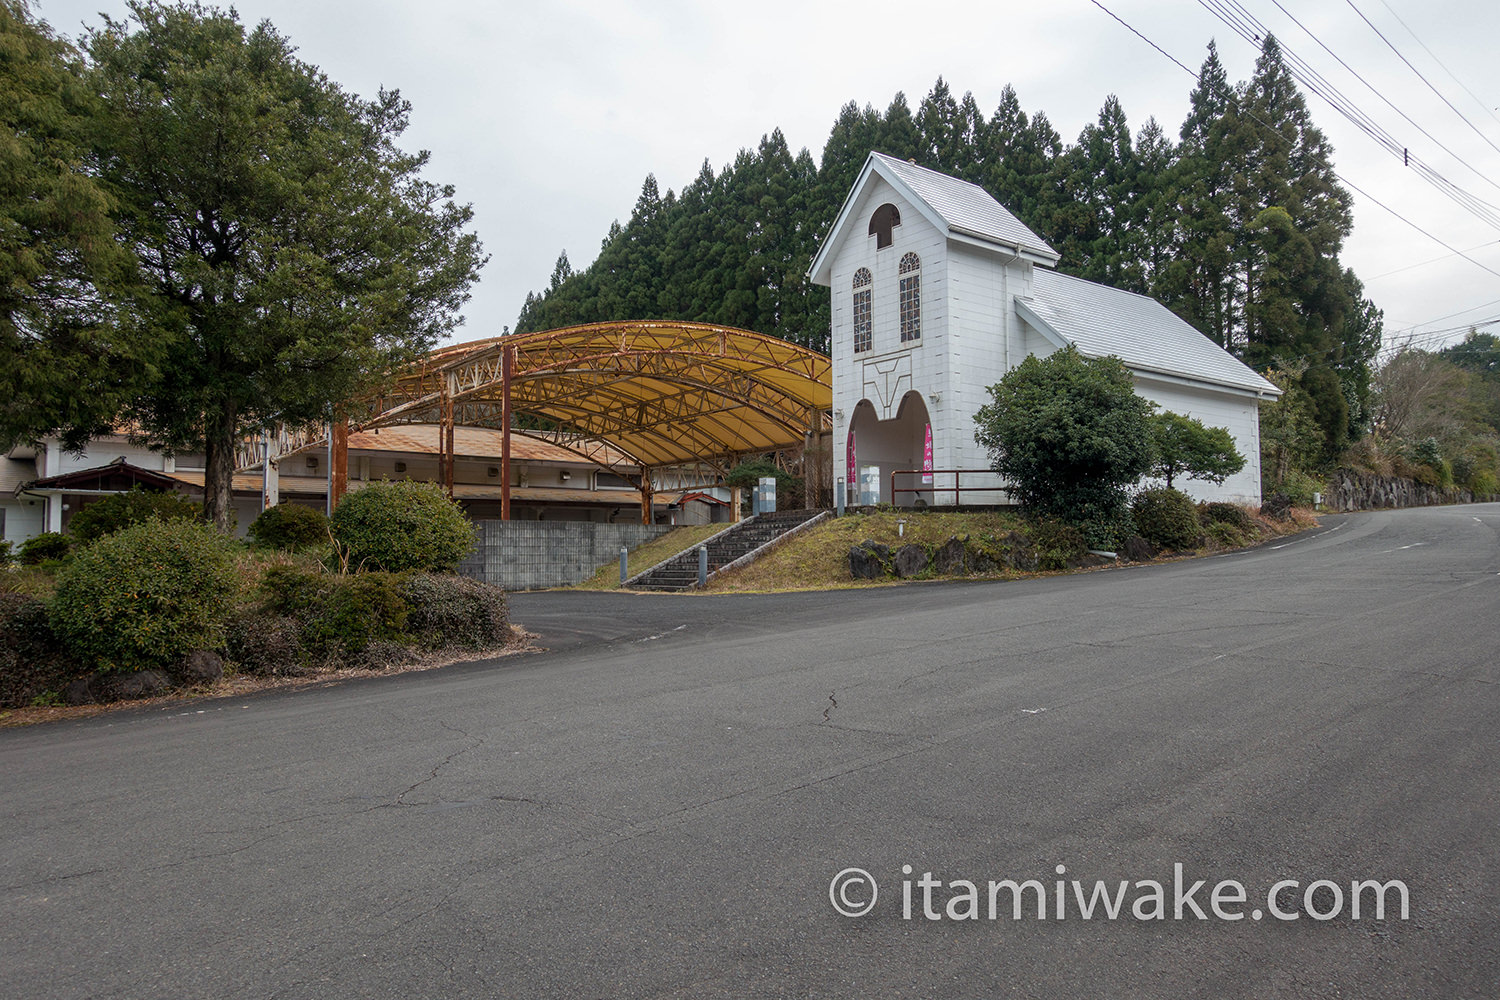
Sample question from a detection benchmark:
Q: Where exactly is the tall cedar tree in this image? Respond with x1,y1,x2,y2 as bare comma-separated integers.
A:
0,1,148,451
87,1,486,530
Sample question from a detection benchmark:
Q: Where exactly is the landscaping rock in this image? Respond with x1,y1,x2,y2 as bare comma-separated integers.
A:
1121,535,1157,562
999,531,1038,572
848,541,892,579
893,544,930,579
98,670,172,702
1261,493,1293,521
933,536,967,575
64,675,99,706
173,649,224,686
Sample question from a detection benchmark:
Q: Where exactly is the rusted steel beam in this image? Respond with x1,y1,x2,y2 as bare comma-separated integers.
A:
330,421,349,508
501,343,513,521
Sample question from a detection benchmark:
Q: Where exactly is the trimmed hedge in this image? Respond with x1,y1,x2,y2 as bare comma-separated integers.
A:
329,480,476,572
403,573,510,650
19,532,70,565
249,503,330,550
1132,487,1201,552
0,593,79,708
67,488,201,543
50,520,239,672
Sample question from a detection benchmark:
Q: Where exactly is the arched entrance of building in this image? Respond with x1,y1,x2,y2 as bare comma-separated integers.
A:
847,390,931,506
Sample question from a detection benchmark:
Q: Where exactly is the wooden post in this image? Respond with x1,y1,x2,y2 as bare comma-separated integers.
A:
330,421,349,509
639,467,653,524
501,344,513,521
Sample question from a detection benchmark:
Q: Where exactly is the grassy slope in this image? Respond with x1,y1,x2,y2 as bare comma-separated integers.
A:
571,524,724,590
704,507,1319,594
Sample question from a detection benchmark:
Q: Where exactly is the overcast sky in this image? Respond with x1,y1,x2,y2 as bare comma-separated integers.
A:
35,0,1500,355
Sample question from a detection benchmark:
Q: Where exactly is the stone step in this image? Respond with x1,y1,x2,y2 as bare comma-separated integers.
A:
628,509,824,592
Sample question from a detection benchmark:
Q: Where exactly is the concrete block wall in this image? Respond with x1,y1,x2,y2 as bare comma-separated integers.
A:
458,521,675,590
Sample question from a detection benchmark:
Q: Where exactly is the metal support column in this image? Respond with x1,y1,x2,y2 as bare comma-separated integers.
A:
330,421,349,509
501,344,513,521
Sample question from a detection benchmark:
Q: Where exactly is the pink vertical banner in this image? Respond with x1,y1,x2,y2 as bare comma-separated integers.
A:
922,423,933,485
846,428,857,487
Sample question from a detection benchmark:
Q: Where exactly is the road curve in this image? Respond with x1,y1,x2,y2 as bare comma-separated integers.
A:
2,504,1497,998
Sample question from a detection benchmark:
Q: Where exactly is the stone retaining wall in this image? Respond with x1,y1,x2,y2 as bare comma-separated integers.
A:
458,521,674,590
1326,468,1475,513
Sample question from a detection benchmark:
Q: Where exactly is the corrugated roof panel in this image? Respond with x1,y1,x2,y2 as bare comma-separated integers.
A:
873,153,1058,259
1022,270,1280,395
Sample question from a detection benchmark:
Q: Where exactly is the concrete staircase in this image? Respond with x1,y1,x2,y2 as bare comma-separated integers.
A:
628,509,826,591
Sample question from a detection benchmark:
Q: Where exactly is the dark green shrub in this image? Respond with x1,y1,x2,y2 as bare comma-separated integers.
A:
1024,518,1087,571
67,488,201,544
1471,470,1499,498
1276,469,1324,507
0,593,80,709
19,532,70,565
249,503,330,550
402,573,511,650
301,573,411,658
974,347,1153,546
329,480,476,572
0,540,12,565
50,520,238,672
226,610,308,677
258,564,331,617
1199,501,1254,533
1205,520,1248,549
1132,487,1201,551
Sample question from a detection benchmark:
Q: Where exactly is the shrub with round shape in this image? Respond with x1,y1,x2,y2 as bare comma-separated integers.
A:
1131,487,1201,552
50,519,238,672
249,503,331,550
402,573,510,650
330,480,476,572
19,532,70,565
1199,501,1254,533
67,488,201,544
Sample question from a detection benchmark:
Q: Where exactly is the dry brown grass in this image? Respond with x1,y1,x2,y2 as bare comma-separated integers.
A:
570,523,724,590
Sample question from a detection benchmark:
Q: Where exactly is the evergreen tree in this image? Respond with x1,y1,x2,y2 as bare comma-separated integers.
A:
87,1,485,529
0,1,150,451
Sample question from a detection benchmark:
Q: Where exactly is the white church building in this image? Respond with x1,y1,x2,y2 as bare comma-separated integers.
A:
809,152,1280,507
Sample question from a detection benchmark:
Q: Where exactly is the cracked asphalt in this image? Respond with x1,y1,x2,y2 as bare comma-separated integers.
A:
3,503,1498,998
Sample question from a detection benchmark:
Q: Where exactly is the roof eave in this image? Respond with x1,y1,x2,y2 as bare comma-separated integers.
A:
948,228,1059,266
1012,297,1073,352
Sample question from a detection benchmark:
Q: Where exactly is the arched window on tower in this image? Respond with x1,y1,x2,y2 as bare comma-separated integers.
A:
868,203,901,249
852,268,872,354
899,252,921,343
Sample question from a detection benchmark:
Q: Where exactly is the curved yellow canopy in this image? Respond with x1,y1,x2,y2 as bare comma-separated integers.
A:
358,321,833,472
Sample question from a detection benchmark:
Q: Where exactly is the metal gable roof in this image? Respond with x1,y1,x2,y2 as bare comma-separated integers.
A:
1019,270,1281,396
871,153,1059,262
808,152,1059,285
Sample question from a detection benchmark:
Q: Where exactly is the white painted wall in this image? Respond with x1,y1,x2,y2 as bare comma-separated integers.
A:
1132,374,1264,504
821,172,1271,509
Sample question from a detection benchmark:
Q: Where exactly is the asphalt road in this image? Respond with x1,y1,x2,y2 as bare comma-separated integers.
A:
3,504,1498,998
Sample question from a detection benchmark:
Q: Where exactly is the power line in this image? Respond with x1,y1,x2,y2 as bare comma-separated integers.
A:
1367,241,1500,281
1196,0,1500,231
1376,0,1500,131
1265,0,1500,199
1346,0,1500,158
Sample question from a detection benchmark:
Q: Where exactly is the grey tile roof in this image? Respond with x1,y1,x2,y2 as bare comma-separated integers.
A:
1021,269,1281,395
873,153,1058,260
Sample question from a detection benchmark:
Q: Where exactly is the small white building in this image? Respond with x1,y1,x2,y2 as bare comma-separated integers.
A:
809,152,1280,506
